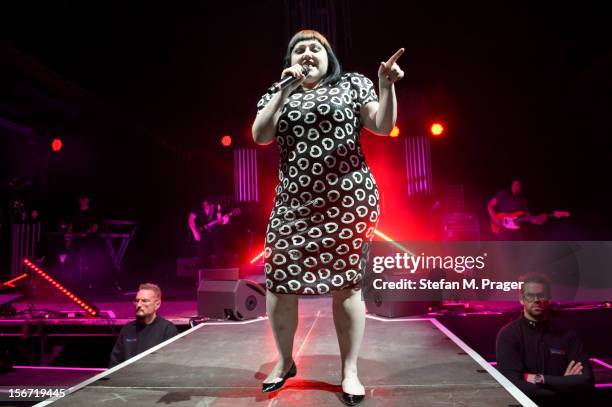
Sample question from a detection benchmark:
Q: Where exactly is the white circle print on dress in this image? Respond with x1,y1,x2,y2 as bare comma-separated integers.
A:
292,125,304,137
319,253,333,264
297,157,309,170
272,253,287,265
313,180,326,193
322,138,334,151
331,274,345,286
273,269,287,281
307,227,323,238
288,264,302,275
310,212,325,223
304,112,317,124
303,271,316,283
305,242,320,252
322,237,336,248
318,268,331,279
291,235,306,246
288,280,302,292
307,128,321,141
341,212,355,224
317,104,331,115
278,119,288,132
342,196,355,208
275,239,289,250
325,172,339,185
319,120,332,133
310,145,323,158
287,110,301,122
298,175,312,188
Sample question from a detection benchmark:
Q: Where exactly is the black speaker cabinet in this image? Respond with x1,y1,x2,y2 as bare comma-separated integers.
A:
197,279,266,320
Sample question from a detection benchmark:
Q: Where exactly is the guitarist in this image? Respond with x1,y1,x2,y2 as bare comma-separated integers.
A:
488,179,546,240
188,199,228,267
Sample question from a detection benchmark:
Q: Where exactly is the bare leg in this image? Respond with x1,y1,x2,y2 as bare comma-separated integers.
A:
332,287,366,395
264,290,299,383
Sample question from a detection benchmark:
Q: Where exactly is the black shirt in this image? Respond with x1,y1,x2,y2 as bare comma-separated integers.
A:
494,190,529,214
109,316,177,367
193,206,220,233
496,314,594,403
70,208,98,234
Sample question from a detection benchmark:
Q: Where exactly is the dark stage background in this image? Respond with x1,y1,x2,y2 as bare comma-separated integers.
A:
1,1,610,285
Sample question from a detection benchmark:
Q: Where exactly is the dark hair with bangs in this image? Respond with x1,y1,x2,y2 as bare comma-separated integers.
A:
282,30,342,88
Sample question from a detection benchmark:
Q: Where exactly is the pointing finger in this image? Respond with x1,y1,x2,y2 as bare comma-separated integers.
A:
385,48,405,68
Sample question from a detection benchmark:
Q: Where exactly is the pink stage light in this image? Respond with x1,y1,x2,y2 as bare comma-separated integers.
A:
591,358,612,369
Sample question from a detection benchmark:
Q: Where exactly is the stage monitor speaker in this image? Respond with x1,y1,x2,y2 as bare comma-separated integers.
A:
197,279,266,320
198,268,239,281
239,263,266,285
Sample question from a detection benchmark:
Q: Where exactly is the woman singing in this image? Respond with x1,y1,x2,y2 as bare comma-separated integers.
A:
252,29,403,405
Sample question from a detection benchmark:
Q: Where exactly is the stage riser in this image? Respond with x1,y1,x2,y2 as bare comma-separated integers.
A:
437,308,612,361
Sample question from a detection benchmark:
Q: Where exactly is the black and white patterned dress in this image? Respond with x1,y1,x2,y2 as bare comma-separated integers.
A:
257,72,380,295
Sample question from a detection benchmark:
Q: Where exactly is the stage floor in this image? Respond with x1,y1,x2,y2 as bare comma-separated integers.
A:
37,297,532,406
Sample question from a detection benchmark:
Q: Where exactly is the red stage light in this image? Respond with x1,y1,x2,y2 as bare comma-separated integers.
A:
51,138,63,152
22,258,99,316
389,126,400,138
221,135,232,147
1,273,28,288
430,123,444,137
249,249,265,264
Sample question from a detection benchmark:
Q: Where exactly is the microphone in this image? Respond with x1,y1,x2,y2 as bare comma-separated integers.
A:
267,64,312,94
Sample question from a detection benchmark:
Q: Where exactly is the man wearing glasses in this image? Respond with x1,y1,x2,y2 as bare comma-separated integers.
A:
495,273,594,406
109,283,177,367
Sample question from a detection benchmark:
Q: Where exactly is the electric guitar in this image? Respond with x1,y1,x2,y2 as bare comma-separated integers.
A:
197,208,241,233
491,210,570,235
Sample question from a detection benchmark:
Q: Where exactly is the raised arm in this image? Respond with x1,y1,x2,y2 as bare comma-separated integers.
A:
361,48,405,135
188,212,200,242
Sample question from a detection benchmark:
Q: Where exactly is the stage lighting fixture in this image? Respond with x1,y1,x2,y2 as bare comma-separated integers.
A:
390,126,400,137
249,250,265,264
221,135,232,147
22,258,99,316
1,273,28,288
430,123,444,137
51,138,63,152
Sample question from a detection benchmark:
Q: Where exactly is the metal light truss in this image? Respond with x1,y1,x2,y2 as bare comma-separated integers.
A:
404,135,433,197
234,148,259,202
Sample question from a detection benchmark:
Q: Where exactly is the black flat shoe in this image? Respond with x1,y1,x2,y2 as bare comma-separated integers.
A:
341,392,365,406
261,362,297,393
